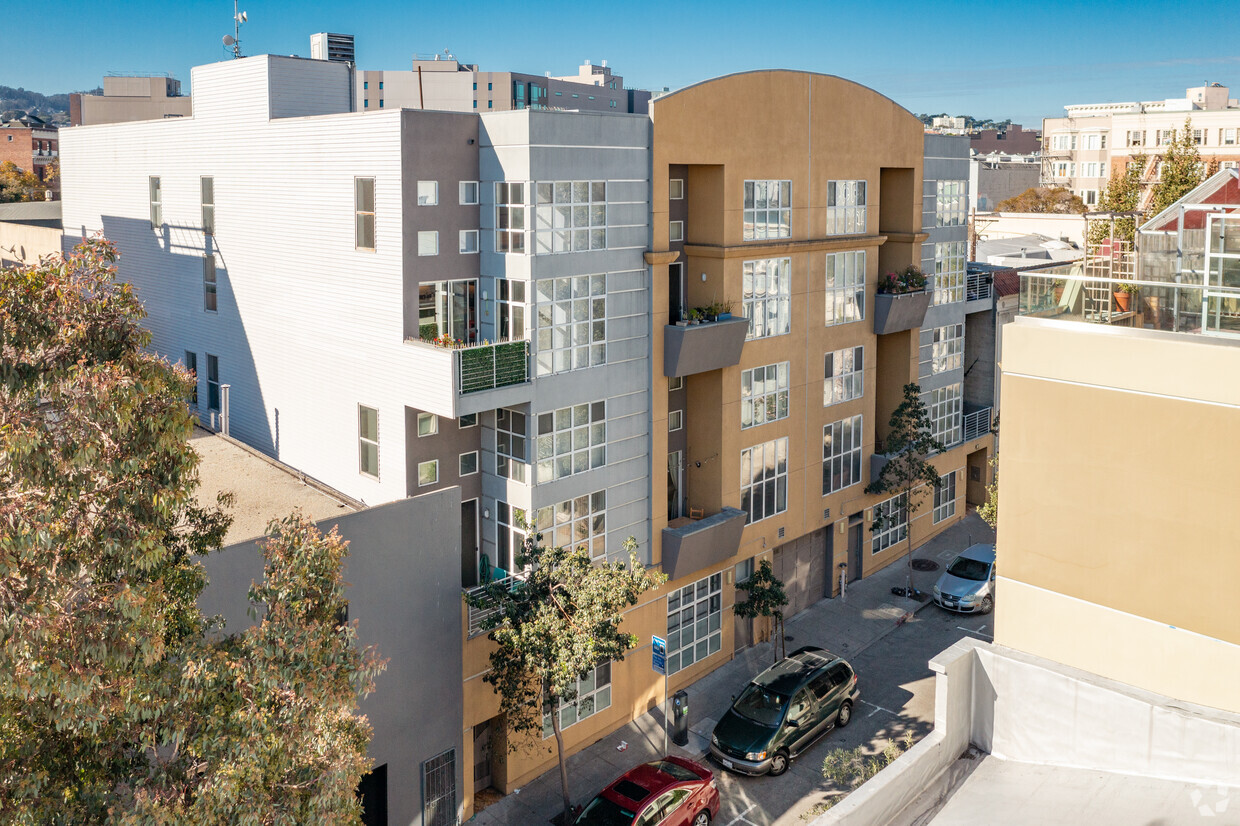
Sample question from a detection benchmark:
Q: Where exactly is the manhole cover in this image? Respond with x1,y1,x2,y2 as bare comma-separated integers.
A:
911,559,940,572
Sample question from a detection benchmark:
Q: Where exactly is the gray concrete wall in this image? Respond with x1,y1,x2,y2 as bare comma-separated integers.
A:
199,487,464,826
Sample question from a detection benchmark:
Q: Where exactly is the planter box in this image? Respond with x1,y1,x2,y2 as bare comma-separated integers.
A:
874,290,932,335
661,508,747,581
663,316,749,377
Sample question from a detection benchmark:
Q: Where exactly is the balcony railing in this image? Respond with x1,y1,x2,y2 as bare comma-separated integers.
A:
963,407,993,442
454,340,529,394
463,570,527,637
966,270,993,302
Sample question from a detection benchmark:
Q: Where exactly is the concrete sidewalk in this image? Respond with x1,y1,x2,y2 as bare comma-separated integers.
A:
469,512,994,825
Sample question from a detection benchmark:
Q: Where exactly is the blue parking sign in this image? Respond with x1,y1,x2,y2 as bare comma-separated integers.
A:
652,635,667,675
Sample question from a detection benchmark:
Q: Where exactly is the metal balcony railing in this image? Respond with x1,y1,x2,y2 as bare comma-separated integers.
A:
966,270,993,302
464,571,527,637
963,407,993,442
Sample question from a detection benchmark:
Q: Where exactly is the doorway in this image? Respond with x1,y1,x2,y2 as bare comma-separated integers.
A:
461,499,479,587
848,512,864,582
473,720,492,792
966,449,988,506
667,451,683,521
669,262,685,323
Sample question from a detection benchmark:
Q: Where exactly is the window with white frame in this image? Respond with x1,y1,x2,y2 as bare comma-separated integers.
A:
417,181,438,206
203,255,217,312
742,180,791,241
532,490,606,559
1083,189,1098,206
936,181,967,227
1192,129,1205,146
669,220,684,242
495,501,528,572
206,354,220,412
742,257,791,340
666,572,722,674
542,663,612,737
417,459,438,487
669,376,684,392
534,180,608,254
927,324,963,374
459,229,479,254
735,557,754,584
1126,130,1145,147
824,346,864,406
1080,162,1101,178
740,437,788,525
355,177,375,250
933,471,956,523
827,180,866,235
535,401,606,482
669,410,683,431
1052,161,1069,179
926,383,962,446
1050,133,1071,150
358,405,379,478
825,250,865,326
535,274,606,376
495,407,528,483
459,180,479,204
741,362,789,429
497,279,527,341
1157,129,1176,146
459,413,477,428
459,451,478,476
495,182,526,253
417,231,438,256
871,492,908,553
149,176,162,228
417,412,437,437
823,414,863,495
201,176,214,235
669,178,684,200
1222,128,1238,146
934,240,966,305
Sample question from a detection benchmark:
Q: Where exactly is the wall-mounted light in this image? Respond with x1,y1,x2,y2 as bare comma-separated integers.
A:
483,508,491,519
700,272,707,282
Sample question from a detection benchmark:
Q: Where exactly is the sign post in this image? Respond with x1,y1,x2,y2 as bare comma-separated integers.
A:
652,635,667,755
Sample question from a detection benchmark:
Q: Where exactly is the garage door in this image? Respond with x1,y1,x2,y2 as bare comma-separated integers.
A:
773,528,827,619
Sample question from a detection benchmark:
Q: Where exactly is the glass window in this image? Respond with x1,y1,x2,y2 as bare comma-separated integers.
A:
459,451,479,476
669,220,684,243
417,459,438,487
825,250,865,326
533,180,609,254
935,180,966,228
497,279,527,342
417,412,437,437
742,179,791,241
742,257,791,340
669,410,683,432
740,362,789,429
355,177,375,250
149,176,162,228
496,501,528,572
740,437,788,525
201,176,214,235
871,492,908,554
666,573,722,674
934,240,966,305
417,231,439,256
495,407,528,483
735,557,754,584
531,490,607,560
535,401,606,482
417,180,438,206
184,351,197,406
459,180,479,204
926,383,963,446
359,405,379,478
921,324,963,375
542,662,612,737
824,346,864,406
933,471,956,523
534,274,606,376
826,180,866,235
669,178,684,200
206,354,220,412
417,280,477,343
669,376,684,392
459,413,477,428
203,255,217,312
823,414,863,495
459,229,479,254
495,182,526,254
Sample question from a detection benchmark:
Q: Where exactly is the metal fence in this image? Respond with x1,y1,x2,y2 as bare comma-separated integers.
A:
463,571,527,637
966,270,993,302
963,407,993,442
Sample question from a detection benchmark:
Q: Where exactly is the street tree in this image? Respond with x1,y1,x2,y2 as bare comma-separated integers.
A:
1,237,382,823
1150,118,1205,216
865,383,946,596
471,531,666,825
995,186,1087,214
733,559,790,664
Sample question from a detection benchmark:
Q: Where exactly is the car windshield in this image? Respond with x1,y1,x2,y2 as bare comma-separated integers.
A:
576,795,637,826
732,684,788,726
947,556,990,582
647,760,698,782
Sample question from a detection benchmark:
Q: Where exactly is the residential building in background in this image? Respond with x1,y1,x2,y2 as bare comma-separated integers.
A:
0,201,62,266
0,114,59,192
69,74,192,126
1042,82,1240,209
310,31,355,63
968,152,1040,213
968,123,1040,155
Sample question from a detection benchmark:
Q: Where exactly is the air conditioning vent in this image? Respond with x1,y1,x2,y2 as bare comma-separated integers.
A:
823,508,831,521
777,526,785,539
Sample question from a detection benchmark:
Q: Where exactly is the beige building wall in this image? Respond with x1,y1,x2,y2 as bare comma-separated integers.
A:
0,221,62,267
995,317,1240,713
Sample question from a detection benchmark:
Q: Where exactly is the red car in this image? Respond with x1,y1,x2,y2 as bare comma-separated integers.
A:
573,755,721,826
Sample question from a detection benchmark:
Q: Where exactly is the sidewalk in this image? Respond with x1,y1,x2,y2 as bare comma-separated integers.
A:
468,512,994,825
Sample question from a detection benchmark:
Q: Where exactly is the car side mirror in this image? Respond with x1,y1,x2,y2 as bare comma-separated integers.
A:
787,718,800,728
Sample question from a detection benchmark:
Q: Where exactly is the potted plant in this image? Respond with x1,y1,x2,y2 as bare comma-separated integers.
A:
1052,279,1065,304
873,266,932,335
877,265,927,295
714,299,735,321
687,308,702,325
1114,282,1139,312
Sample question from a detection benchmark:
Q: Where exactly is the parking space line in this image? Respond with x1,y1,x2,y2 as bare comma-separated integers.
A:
724,803,758,826
956,625,993,640
860,699,897,717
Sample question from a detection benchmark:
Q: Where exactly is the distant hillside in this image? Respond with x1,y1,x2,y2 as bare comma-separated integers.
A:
917,113,1014,131
0,85,101,123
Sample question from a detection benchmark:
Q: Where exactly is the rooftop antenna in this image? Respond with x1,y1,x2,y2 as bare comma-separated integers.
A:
223,0,248,59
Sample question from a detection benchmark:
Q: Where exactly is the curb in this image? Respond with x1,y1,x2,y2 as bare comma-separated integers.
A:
847,597,936,660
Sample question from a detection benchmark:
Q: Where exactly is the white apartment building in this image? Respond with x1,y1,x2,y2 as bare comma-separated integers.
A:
1042,82,1240,209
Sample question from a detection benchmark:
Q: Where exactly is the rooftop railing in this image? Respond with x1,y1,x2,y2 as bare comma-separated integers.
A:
463,570,527,638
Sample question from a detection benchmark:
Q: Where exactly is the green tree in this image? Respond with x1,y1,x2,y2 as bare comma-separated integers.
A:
1089,154,1145,247
995,186,1087,214
1,237,382,822
733,559,789,664
0,159,48,202
865,383,946,596
1150,118,1205,216
471,532,666,824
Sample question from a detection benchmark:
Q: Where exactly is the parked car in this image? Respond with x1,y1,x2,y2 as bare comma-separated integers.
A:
932,543,996,614
572,756,720,826
709,646,859,777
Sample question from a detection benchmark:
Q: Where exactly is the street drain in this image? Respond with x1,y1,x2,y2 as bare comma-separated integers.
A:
911,559,940,572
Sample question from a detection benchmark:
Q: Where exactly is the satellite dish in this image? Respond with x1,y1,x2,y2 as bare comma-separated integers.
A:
223,34,236,46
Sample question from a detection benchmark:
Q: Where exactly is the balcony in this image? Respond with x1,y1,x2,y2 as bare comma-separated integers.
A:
403,338,531,418
661,507,746,581
463,570,527,638
663,316,749,378
966,270,993,303
963,405,993,442
874,290,931,335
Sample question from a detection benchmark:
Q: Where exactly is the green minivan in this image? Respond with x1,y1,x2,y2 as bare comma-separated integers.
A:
708,646,859,776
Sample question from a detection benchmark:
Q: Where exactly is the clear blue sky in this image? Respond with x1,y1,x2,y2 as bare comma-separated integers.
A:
5,0,1240,126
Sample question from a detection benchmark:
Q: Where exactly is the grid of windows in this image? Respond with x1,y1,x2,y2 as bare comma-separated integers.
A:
742,180,791,241
495,408,528,483
358,405,379,478
495,182,526,253
936,181,966,227
825,250,865,326
534,181,608,254
201,176,214,235
827,180,866,235
934,240,966,305
823,414,863,495
741,362,789,429
824,346,864,407
542,663,612,737
927,383,963,446
149,176,162,228
535,274,606,376
666,573,722,675
927,324,964,374
535,402,606,483
933,471,956,523
355,177,375,250
531,490,606,559
203,255,217,312
742,257,791,340
871,492,908,554
740,437,788,525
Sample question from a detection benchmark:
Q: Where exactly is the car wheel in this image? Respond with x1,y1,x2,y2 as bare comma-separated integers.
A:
693,811,711,826
836,700,853,728
982,595,994,614
768,751,789,776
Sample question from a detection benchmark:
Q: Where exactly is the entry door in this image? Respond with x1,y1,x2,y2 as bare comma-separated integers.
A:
461,499,479,587
473,719,492,791
669,262,685,323
848,514,864,582
667,451,683,520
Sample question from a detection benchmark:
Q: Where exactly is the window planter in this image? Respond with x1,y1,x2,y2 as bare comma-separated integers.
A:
873,290,931,335
663,316,749,377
